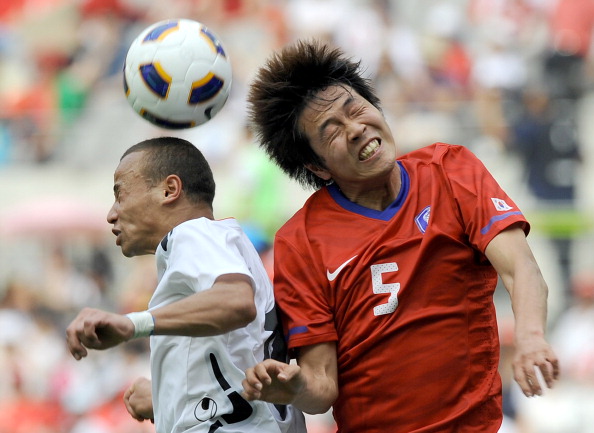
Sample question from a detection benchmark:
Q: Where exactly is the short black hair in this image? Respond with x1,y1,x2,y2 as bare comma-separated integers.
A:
122,136,215,206
248,39,381,190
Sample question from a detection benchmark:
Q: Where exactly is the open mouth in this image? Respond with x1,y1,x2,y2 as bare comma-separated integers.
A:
359,139,380,161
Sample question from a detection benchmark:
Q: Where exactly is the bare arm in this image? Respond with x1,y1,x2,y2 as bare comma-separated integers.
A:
485,225,560,396
242,341,338,414
66,273,256,360
151,273,256,336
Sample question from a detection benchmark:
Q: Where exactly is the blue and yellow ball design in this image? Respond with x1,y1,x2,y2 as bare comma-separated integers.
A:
123,19,232,129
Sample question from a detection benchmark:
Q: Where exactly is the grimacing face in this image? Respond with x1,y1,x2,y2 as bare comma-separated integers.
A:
106,151,163,257
298,85,398,191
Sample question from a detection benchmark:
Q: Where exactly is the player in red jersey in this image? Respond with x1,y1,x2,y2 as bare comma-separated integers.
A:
241,40,560,432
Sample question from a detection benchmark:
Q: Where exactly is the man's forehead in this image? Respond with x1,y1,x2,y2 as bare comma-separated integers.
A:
115,152,143,177
113,163,145,196
300,86,358,126
311,85,355,103
306,85,361,114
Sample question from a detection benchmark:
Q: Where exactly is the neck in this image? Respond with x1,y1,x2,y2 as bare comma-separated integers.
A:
163,202,214,233
338,167,402,211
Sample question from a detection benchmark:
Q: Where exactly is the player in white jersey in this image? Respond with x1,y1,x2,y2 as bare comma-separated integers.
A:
66,137,305,433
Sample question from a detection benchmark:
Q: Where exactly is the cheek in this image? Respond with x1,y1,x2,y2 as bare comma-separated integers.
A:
122,199,158,230
118,201,143,226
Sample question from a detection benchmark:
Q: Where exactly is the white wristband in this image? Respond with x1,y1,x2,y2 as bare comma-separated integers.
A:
126,311,155,338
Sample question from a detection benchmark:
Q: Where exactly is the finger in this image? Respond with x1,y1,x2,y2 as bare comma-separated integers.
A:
241,378,262,401
124,393,145,421
81,320,101,348
525,368,543,396
243,368,264,391
124,384,134,400
123,393,135,415
514,365,536,397
241,388,260,400
528,374,542,396
129,410,146,422
73,345,88,361
551,356,561,380
539,356,560,388
276,364,299,382
65,326,88,360
252,363,273,386
539,360,554,389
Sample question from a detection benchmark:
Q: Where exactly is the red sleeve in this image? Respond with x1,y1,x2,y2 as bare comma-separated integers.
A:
436,144,529,252
273,232,338,353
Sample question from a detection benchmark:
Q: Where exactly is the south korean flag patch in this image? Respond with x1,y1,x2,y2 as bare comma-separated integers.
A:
491,198,513,211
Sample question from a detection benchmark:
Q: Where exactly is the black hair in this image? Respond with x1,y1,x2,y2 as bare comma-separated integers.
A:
248,39,381,189
122,136,215,206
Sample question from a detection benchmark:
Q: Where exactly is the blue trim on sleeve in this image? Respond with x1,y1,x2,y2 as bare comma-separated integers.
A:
288,326,308,337
480,211,523,235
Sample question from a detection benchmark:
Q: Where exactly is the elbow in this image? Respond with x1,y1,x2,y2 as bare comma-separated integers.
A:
301,393,337,415
299,381,338,415
237,302,257,327
221,301,257,332
320,389,338,414
306,400,335,415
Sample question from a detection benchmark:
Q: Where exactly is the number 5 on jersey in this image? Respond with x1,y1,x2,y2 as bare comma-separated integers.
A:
371,263,400,316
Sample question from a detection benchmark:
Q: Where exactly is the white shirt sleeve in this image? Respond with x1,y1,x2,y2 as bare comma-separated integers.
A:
163,219,255,295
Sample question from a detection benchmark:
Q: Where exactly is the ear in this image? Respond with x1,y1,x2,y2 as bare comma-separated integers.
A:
162,174,183,203
305,163,332,181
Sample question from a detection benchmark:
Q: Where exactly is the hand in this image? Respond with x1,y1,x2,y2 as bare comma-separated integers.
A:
513,334,560,397
66,307,135,360
124,377,154,422
242,359,305,404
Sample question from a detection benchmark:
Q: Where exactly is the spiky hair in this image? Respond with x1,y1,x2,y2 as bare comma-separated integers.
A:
248,40,381,189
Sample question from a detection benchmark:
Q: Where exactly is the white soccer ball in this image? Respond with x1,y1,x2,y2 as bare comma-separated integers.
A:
123,19,232,129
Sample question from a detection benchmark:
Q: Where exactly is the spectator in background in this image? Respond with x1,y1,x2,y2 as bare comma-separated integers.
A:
507,85,583,307
544,0,594,102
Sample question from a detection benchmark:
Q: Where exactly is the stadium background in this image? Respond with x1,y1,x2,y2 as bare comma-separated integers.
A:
0,0,593,432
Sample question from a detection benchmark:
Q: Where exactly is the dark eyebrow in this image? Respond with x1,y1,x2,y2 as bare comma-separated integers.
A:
318,94,355,138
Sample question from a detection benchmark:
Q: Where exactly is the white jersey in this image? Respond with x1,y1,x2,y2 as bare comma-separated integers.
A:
149,217,305,433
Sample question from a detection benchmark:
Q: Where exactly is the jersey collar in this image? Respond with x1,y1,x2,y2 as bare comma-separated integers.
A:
327,161,409,221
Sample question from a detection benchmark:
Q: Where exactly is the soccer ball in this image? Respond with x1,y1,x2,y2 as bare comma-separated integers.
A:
123,19,232,129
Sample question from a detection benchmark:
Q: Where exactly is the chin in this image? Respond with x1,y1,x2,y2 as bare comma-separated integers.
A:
119,244,135,258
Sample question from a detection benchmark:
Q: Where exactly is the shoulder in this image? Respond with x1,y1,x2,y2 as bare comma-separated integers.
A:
176,217,240,236
399,144,487,182
276,189,330,237
160,218,240,253
398,143,477,164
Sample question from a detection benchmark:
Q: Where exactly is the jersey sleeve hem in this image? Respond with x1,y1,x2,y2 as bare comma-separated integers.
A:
287,332,338,352
481,218,530,253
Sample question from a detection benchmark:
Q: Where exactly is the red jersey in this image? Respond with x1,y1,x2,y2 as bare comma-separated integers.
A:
273,143,529,433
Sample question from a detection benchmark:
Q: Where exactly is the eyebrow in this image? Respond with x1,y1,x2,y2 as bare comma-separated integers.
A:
318,94,355,138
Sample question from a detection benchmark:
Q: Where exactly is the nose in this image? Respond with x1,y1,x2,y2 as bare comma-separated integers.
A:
106,204,117,224
346,120,365,143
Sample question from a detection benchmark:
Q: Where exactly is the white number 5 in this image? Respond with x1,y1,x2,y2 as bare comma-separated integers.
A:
371,263,400,316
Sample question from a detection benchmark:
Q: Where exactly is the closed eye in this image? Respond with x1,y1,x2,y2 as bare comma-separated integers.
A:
324,126,341,145
350,103,366,117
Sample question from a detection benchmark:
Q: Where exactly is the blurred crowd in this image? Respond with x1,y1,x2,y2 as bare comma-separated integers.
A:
1,0,594,432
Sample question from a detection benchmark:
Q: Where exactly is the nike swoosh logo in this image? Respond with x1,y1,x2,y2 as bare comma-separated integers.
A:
327,255,358,281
